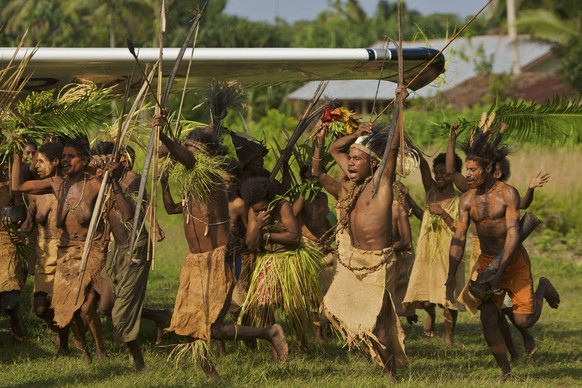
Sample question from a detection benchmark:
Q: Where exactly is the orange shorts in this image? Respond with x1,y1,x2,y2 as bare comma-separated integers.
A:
476,245,534,315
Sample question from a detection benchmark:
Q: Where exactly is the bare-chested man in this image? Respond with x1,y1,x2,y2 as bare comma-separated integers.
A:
446,122,550,359
321,88,409,376
445,132,559,379
13,139,107,361
156,116,288,380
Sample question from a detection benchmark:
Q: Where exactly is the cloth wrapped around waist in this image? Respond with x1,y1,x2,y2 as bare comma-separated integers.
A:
323,230,407,369
166,245,233,340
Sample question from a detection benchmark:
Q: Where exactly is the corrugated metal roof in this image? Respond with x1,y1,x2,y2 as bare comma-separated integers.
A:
287,35,554,101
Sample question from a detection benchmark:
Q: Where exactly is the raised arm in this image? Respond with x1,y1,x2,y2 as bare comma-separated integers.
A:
446,193,471,303
292,194,305,216
330,122,371,176
446,123,470,193
312,123,343,199
417,151,436,195
520,171,550,209
154,113,196,169
159,169,182,214
11,155,53,194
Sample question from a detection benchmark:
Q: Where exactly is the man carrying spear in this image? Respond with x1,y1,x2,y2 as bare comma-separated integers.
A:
155,114,288,380
320,86,409,377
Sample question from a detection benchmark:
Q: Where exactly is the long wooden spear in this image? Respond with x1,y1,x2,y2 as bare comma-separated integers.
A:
269,81,328,181
127,6,205,255
75,65,158,304
372,0,405,193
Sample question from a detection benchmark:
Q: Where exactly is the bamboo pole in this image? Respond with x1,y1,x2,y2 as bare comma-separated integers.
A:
127,8,203,255
373,0,405,193
75,65,157,304
269,81,328,181
372,0,494,123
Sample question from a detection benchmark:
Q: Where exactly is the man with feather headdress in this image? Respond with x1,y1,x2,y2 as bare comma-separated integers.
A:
445,121,560,379
155,80,288,380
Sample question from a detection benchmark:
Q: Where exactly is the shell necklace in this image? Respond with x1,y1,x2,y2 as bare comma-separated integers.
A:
63,173,87,214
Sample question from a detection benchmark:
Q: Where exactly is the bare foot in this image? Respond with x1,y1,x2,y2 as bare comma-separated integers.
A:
269,323,289,362
96,348,109,360
215,340,226,357
540,277,560,309
154,310,171,345
200,359,220,381
56,347,69,357
73,337,84,351
523,334,538,356
423,315,434,338
82,350,92,364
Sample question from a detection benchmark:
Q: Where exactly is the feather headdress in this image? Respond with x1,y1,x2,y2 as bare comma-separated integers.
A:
460,112,510,167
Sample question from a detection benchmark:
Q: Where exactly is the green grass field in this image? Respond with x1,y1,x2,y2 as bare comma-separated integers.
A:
2,146,582,387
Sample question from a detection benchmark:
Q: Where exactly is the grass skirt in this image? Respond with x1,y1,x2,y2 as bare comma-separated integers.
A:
239,243,323,337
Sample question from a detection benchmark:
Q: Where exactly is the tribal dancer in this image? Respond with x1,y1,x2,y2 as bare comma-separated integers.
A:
446,123,560,379
402,151,465,345
156,114,288,380
12,139,107,361
240,176,323,353
321,87,409,376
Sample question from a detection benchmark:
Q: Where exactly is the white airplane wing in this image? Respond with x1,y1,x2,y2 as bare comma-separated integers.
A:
0,47,444,93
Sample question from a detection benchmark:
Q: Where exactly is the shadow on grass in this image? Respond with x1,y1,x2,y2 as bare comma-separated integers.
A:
9,362,130,387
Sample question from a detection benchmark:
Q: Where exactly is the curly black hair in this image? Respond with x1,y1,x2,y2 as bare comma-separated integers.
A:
91,141,115,156
64,138,91,159
495,157,511,182
433,152,462,173
240,176,276,206
38,142,64,162
185,127,229,157
363,122,391,161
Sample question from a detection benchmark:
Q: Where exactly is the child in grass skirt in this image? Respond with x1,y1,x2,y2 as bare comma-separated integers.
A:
240,177,323,352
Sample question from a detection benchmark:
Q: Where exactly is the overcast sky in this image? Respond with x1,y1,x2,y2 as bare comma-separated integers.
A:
224,0,487,23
